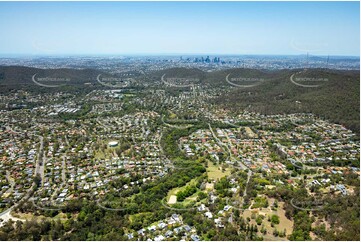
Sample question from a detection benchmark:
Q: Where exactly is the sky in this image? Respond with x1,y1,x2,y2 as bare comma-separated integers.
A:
0,1,359,56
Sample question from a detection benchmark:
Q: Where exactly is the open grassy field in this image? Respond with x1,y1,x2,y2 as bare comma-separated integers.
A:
94,140,120,159
13,211,68,222
206,161,231,180
129,212,153,223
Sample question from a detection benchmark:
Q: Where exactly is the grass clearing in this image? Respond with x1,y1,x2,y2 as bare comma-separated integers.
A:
129,212,153,223
94,140,120,159
13,211,68,222
206,161,231,180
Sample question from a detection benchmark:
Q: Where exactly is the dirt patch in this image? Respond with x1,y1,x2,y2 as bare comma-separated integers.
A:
168,195,177,204
205,183,214,190
239,198,293,240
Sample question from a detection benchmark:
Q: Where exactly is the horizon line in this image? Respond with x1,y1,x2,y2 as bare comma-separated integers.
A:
0,53,359,58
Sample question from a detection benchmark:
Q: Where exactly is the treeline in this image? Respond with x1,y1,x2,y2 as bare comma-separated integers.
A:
176,185,197,201
161,124,207,159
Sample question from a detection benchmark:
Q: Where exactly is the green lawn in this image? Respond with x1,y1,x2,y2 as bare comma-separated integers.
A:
206,161,231,180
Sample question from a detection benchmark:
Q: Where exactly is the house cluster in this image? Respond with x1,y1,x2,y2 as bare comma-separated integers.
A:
179,112,359,201
1,91,77,112
126,214,201,241
1,108,172,209
47,104,81,116
180,129,221,159
305,164,358,196
197,202,235,228
0,128,37,208
264,120,359,166
30,111,171,207
181,127,288,175
132,86,214,117
165,77,200,86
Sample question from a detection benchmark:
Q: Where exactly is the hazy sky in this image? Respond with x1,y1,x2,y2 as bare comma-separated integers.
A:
0,1,359,56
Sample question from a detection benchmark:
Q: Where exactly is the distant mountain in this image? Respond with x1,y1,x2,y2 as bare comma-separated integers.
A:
0,66,113,94
0,66,102,86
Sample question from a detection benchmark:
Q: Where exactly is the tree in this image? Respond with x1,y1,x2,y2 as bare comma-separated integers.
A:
256,215,263,225
271,214,280,224
34,174,41,188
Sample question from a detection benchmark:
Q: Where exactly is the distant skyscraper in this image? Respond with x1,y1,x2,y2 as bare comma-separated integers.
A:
326,55,329,67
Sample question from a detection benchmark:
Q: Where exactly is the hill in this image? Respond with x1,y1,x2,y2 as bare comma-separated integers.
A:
0,66,105,93
211,68,360,133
